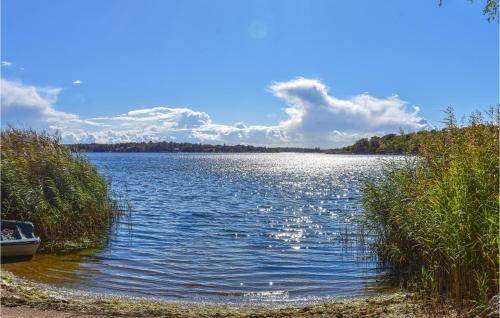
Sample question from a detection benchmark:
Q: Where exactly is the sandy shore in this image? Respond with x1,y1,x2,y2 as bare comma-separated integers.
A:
1,306,105,318
0,271,463,317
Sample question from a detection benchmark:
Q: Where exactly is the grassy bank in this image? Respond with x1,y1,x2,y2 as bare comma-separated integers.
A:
362,108,499,309
1,128,121,250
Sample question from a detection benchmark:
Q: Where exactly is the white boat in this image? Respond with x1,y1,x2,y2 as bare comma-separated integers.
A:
1,220,41,258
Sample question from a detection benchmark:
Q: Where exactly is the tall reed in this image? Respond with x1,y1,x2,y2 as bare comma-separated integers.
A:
1,128,121,249
362,107,499,308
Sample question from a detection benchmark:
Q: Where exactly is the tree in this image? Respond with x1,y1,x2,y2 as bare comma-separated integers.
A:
439,0,499,22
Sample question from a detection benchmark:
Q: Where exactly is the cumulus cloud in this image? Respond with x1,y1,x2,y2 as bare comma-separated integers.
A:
269,77,428,146
1,79,78,129
1,77,429,147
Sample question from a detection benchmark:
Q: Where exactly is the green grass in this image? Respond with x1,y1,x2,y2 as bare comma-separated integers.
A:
1,128,122,250
362,107,499,309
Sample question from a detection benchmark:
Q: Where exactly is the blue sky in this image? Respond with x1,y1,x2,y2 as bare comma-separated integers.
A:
1,0,498,147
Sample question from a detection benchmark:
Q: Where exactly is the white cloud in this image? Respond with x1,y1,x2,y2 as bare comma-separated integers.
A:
1,79,78,130
1,77,429,147
268,77,428,146
73,80,82,85
1,61,24,70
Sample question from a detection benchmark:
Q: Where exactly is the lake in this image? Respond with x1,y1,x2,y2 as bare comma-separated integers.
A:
4,153,397,304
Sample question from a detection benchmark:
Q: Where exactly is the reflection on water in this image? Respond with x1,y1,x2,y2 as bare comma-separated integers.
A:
4,153,398,303
4,249,102,286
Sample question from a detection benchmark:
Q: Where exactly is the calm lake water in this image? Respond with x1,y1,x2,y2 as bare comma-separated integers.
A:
5,153,398,303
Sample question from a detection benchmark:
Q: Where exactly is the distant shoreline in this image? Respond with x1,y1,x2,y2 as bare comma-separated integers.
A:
66,130,437,155
72,151,405,156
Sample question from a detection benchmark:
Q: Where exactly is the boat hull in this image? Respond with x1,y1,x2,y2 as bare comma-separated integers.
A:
1,239,40,257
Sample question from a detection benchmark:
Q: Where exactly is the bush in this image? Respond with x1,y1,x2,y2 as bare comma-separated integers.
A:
1,128,121,249
362,107,499,308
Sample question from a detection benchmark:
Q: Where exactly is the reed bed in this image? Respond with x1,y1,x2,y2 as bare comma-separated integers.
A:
362,107,499,309
1,128,121,249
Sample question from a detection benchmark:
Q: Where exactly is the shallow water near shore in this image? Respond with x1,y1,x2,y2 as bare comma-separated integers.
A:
3,153,400,304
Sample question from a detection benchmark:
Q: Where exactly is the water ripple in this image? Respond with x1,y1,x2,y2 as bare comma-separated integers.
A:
4,153,400,303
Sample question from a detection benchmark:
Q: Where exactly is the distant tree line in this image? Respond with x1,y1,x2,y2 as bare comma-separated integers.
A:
328,130,440,155
68,130,451,155
69,141,329,153
69,141,279,153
